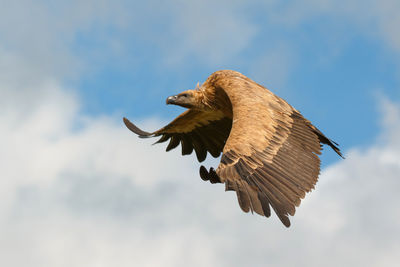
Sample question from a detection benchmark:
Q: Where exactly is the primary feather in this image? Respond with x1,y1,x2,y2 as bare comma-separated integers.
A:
124,70,343,227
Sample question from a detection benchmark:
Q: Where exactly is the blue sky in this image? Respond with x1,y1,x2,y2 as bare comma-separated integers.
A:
1,1,400,266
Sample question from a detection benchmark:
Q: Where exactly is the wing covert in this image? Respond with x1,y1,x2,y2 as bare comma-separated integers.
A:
208,71,336,227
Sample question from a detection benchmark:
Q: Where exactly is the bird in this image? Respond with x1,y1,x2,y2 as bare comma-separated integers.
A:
123,70,343,227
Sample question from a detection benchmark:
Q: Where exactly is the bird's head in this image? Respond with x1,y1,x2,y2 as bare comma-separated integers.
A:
166,90,199,109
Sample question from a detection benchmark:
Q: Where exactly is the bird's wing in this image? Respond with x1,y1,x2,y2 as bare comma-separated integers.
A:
209,75,341,227
123,109,231,162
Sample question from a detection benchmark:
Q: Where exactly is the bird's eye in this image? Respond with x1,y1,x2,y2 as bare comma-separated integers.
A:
181,93,188,97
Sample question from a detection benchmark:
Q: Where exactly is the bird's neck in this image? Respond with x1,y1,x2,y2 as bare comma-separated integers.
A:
196,87,233,118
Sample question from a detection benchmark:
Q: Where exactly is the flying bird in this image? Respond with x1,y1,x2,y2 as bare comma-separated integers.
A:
123,70,342,227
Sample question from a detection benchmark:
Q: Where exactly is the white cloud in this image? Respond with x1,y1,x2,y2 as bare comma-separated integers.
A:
0,1,98,81
0,0,260,81
0,78,222,266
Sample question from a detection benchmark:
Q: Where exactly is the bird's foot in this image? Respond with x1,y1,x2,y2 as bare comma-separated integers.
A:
199,165,221,184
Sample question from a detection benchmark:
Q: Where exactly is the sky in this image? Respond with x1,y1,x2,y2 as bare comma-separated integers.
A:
1,0,400,266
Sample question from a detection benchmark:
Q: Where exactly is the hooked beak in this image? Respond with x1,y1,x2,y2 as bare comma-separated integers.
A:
166,95,178,105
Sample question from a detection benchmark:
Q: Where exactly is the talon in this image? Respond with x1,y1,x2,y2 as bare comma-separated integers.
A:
199,165,209,181
199,166,221,184
209,167,221,184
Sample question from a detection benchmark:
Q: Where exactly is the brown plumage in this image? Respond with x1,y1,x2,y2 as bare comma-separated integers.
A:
124,70,343,227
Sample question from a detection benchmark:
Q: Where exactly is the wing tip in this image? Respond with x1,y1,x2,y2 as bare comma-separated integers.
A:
280,216,291,228
326,139,345,159
123,117,153,138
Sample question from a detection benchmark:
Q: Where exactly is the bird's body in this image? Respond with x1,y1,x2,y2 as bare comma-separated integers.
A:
124,70,342,227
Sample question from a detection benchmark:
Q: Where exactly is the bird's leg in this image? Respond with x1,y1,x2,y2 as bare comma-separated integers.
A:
199,166,222,184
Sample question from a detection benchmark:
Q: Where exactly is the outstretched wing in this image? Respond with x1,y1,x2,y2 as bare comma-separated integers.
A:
123,109,232,162
208,72,342,227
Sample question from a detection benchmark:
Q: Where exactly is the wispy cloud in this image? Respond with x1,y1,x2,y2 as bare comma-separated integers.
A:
263,0,400,53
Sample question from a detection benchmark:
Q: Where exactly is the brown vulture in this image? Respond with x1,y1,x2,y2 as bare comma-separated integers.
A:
123,70,343,227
